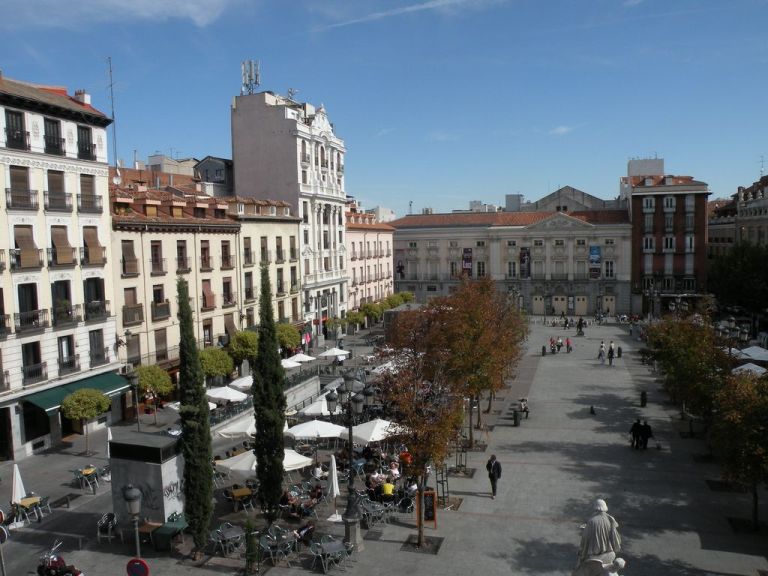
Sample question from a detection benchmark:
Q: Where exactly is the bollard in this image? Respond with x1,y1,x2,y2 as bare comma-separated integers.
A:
640,391,647,407
513,410,520,427
617,346,622,358
542,345,546,356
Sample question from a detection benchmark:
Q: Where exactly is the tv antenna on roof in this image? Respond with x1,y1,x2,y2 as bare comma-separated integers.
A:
287,88,299,101
241,60,260,95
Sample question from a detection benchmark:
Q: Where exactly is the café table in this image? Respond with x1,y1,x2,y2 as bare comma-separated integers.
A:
137,521,163,546
231,487,253,511
220,525,245,556
319,540,347,573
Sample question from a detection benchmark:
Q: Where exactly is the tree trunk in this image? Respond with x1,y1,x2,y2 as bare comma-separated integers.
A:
416,470,426,547
484,390,495,413
154,399,159,426
752,484,759,531
83,420,90,454
474,395,483,429
466,402,474,447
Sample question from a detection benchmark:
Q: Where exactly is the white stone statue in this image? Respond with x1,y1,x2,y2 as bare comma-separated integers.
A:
573,499,622,576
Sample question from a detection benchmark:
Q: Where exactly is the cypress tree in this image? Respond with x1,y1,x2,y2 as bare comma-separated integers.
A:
252,264,286,524
177,278,213,555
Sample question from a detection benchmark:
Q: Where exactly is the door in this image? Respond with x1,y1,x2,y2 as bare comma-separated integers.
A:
574,296,588,316
602,296,616,316
532,295,545,315
552,295,567,315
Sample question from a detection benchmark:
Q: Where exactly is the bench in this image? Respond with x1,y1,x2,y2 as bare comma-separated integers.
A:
51,493,82,509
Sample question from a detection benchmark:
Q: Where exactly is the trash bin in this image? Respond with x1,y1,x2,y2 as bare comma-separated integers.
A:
542,345,546,356
513,410,520,427
640,391,647,407
617,346,623,358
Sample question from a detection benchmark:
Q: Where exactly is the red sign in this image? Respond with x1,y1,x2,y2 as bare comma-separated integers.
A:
126,558,149,576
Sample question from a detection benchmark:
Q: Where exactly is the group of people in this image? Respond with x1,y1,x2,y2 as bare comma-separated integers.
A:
279,482,324,518
549,336,573,354
597,340,616,366
629,419,654,450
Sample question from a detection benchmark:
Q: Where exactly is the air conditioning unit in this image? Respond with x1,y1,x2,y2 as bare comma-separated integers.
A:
119,364,131,376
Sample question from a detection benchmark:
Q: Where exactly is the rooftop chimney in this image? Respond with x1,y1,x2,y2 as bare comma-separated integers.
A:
74,89,91,105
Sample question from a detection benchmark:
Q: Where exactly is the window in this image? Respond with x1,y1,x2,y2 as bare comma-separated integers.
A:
643,197,655,210
576,238,586,246
5,110,28,150
685,213,694,230
260,237,269,262
664,214,674,231
663,196,676,210
644,214,654,232
643,236,655,252
89,330,107,367
450,261,459,277
244,272,254,301
303,229,309,245
507,240,517,247
533,239,543,247
507,261,517,278
604,261,614,278
477,261,486,277
427,285,438,292
604,238,614,245
685,235,695,253
121,240,139,275
77,126,94,160
449,241,458,248
155,328,168,361
408,242,417,248
554,239,564,247
476,240,486,247
150,240,164,274
663,236,675,251
194,207,206,218
304,258,310,275
237,203,244,214
427,240,438,247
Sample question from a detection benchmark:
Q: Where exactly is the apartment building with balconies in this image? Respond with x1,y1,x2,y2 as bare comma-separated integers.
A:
391,209,631,316
0,74,121,460
110,178,242,375
232,91,348,346
224,196,302,328
346,199,394,310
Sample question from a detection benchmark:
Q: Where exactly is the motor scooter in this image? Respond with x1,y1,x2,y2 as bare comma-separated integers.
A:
37,540,84,576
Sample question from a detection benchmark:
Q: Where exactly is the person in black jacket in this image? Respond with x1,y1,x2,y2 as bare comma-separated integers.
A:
486,454,502,499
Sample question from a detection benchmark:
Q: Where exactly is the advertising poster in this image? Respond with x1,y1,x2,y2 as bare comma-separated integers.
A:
462,248,473,274
395,249,405,279
589,245,602,279
519,247,530,279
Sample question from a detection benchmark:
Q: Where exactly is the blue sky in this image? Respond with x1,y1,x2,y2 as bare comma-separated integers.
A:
2,0,767,217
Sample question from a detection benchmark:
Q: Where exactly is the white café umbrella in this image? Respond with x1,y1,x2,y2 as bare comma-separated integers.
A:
742,345,768,362
346,418,405,444
228,376,253,392
327,454,342,522
12,464,27,503
732,362,767,376
106,427,113,458
287,419,346,439
217,417,257,439
215,448,313,479
720,347,751,360
166,400,218,411
318,347,351,358
298,392,343,417
281,358,302,370
288,352,316,363
206,386,249,404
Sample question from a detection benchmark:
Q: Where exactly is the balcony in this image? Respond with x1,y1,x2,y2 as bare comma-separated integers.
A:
77,142,96,161
6,188,39,210
290,283,299,294
5,128,30,150
22,362,47,386
200,255,214,272
201,293,216,311
221,253,234,270
84,300,110,322
58,354,81,376
301,152,311,166
121,257,139,277
222,292,237,308
573,273,590,280
0,314,10,337
52,304,82,327
47,248,78,268
151,300,171,321
122,303,144,326
150,258,167,276
275,249,285,263
243,249,255,267
260,250,271,264
289,248,298,261
320,159,329,170
44,135,66,156
77,194,103,213
80,246,107,266
10,249,44,270
530,273,547,280
276,283,286,297
0,370,9,393
550,272,569,281
244,287,255,302
44,191,73,211
90,347,111,368
338,164,344,174
15,309,50,332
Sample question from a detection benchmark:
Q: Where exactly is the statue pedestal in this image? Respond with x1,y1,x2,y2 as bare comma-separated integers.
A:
343,516,364,553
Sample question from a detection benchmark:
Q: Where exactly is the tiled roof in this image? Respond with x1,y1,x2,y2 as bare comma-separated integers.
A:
346,221,395,231
0,75,109,122
390,210,628,229
625,175,707,187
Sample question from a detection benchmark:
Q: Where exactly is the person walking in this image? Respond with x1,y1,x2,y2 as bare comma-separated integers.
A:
608,341,615,366
598,341,606,365
640,420,653,449
566,337,572,353
629,419,641,450
486,454,502,499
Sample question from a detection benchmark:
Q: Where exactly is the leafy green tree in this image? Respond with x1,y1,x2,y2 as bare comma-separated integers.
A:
136,364,174,425
346,311,365,332
711,372,768,530
276,322,301,353
199,347,234,384
399,291,415,303
252,265,286,525
360,302,384,323
228,331,258,375
709,242,768,316
177,278,213,556
60,388,111,455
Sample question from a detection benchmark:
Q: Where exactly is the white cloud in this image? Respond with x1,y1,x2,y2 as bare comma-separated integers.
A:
0,0,238,28
427,131,459,142
316,0,498,31
549,125,576,136
375,128,395,138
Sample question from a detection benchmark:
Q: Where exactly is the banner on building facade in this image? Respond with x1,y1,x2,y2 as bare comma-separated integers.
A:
589,245,602,279
395,249,405,279
519,247,530,279
462,248,473,274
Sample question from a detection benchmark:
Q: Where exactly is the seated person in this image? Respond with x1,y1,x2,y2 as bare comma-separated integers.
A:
405,477,418,498
388,461,401,479
364,474,376,500
370,469,385,485
399,449,413,467
280,489,300,515
309,483,324,502
380,476,396,502
293,521,315,545
361,445,374,461
312,464,328,480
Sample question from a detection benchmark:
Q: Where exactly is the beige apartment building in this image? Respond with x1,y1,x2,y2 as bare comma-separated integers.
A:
391,210,632,316
0,75,121,460
345,200,394,309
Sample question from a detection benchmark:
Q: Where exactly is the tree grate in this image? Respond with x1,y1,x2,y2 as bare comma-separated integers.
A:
400,535,444,555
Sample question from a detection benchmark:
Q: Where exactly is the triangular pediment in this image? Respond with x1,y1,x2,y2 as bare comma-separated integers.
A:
525,213,594,230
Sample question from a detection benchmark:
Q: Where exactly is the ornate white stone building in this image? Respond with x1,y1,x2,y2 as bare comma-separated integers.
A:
232,91,348,345
0,75,120,459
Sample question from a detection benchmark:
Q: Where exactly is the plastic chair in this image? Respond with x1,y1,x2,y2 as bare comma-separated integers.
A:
208,530,225,556
309,541,326,572
96,513,118,543
37,496,53,517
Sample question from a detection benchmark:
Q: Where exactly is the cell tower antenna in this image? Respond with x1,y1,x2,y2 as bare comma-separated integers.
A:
241,59,261,95
107,57,120,177
760,154,765,178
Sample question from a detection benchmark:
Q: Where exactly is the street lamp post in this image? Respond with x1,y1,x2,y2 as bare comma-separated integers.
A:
326,371,366,552
122,485,142,559
125,366,141,432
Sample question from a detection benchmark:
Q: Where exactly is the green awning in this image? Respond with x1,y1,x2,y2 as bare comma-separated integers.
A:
24,372,130,414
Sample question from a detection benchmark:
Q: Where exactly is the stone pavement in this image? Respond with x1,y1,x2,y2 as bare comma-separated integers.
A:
2,319,767,575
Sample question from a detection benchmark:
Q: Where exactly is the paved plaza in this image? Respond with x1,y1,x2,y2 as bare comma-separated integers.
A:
1,319,767,575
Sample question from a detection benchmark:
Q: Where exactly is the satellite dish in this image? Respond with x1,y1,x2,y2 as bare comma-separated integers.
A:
112,168,122,186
